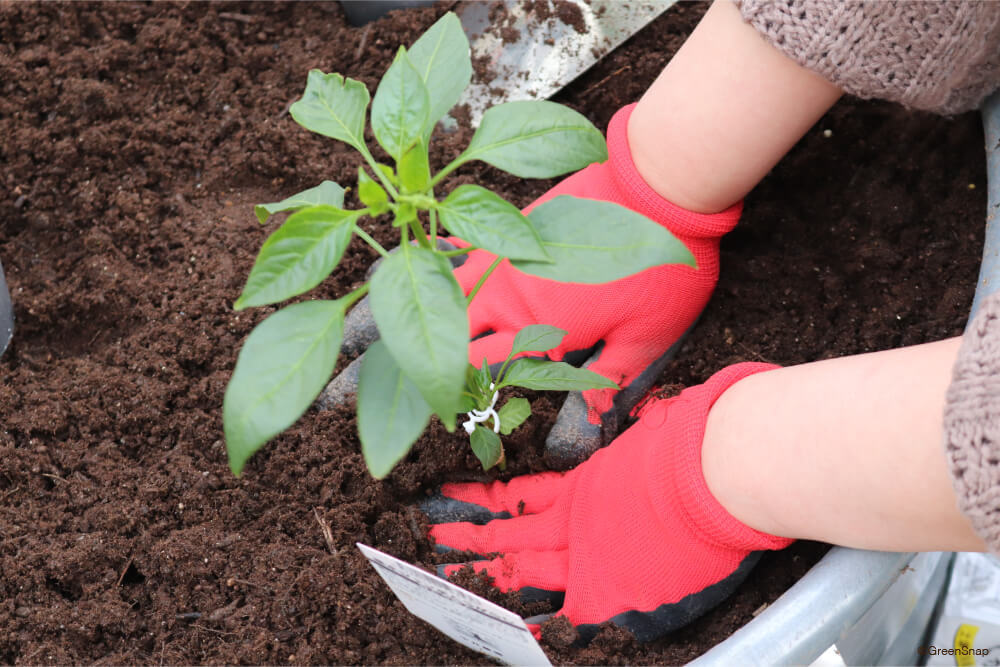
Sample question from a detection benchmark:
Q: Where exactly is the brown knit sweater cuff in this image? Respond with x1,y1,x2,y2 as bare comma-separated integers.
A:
736,0,1000,115
944,291,1000,554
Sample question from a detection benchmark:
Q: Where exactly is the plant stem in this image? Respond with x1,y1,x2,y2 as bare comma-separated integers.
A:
466,256,503,305
429,208,438,242
440,246,476,258
354,224,390,258
429,155,467,190
496,356,515,386
342,282,370,309
408,218,431,249
358,145,400,200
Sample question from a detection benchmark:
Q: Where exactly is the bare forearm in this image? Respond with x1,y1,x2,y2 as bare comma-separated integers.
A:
629,0,843,214
702,337,986,552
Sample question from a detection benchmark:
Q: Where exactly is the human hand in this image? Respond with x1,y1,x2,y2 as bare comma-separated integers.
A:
421,362,792,642
320,105,741,468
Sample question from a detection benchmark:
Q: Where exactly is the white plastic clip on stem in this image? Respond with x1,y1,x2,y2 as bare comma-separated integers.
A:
463,383,500,435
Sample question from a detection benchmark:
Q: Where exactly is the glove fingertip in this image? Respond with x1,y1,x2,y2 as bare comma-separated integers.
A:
341,297,377,357
437,563,462,578
316,355,362,410
524,621,543,641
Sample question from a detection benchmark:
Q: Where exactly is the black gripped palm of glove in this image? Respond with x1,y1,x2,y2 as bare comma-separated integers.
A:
318,105,741,468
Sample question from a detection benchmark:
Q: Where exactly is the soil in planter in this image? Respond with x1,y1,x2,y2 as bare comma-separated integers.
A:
0,1,986,665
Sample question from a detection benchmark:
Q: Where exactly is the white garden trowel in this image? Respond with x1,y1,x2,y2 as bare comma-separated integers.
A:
343,0,675,126
454,0,675,126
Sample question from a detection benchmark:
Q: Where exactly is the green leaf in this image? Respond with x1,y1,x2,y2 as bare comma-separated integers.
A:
478,356,493,390
465,363,480,397
224,300,345,476
369,246,468,430
499,358,619,392
458,101,607,178
408,11,471,140
470,425,504,471
437,185,550,262
377,163,399,187
392,201,417,227
289,70,370,152
255,181,346,224
235,205,358,310
458,393,477,413
473,358,494,408
512,196,696,283
358,167,388,215
509,324,567,357
498,325,566,387
371,47,430,161
464,361,492,410
497,397,531,435
398,141,431,193
358,340,433,479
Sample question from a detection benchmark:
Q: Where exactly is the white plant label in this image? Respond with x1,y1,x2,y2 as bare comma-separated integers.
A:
357,543,552,666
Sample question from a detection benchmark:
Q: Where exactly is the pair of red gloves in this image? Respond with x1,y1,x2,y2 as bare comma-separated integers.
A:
417,104,793,641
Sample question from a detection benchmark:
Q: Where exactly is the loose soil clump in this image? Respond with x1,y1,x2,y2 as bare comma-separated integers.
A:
0,1,986,664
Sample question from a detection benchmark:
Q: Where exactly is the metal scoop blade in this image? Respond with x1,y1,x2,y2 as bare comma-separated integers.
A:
455,0,674,126
0,260,12,357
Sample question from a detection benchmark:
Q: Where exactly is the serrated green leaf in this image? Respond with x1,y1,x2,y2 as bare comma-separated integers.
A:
255,181,346,224
463,361,491,411
358,340,433,479
497,397,531,435
479,356,492,387
398,141,431,193
369,247,468,429
408,12,471,141
372,47,430,161
472,357,493,408
437,185,550,262
498,358,619,392
512,196,696,283
235,205,358,310
224,300,345,476
358,167,388,214
289,70,370,152
457,101,607,178
470,425,504,471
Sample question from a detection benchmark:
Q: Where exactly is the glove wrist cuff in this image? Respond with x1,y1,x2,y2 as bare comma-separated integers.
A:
645,362,793,552
607,104,742,240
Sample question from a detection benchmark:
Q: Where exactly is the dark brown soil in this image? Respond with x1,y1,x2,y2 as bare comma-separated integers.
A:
0,1,986,665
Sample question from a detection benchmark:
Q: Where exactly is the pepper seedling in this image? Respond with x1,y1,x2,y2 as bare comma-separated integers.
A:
456,324,620,471
223,12,694,478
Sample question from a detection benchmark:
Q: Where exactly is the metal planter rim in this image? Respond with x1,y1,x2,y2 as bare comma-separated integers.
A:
693,91,1000,666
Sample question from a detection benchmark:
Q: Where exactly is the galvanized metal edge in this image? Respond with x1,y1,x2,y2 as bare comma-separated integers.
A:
970,90,1000,321
693,91,1000,667
691,550,915,665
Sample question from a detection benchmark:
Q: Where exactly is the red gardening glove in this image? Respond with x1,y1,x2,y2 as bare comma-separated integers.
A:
449,103,741,467
326,104,740,468
421,363,792,643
